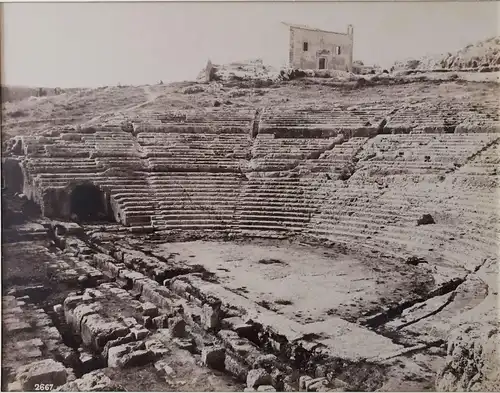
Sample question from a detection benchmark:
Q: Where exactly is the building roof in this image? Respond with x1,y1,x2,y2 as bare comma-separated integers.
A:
281,22,348,35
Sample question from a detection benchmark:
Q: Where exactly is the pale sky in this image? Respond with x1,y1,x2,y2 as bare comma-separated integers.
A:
3,1,499,88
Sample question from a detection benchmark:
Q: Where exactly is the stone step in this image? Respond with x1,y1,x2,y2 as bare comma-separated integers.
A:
238,214,309,223
238,217,307,226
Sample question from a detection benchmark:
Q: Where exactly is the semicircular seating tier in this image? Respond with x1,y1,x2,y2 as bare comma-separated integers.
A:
4,104,500,273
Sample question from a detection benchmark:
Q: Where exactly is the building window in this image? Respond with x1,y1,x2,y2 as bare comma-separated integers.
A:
319,58,326,69
303,42,308,51
335,46,341,55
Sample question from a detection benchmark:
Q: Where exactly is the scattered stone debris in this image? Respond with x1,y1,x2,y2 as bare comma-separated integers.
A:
258,258,287,265
405,256,428,266
417,214,435,226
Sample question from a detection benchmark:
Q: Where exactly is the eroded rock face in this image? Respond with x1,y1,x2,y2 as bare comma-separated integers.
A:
436,323,500,391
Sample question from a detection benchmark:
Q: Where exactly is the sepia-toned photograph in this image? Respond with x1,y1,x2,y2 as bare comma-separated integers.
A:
1,1,499,391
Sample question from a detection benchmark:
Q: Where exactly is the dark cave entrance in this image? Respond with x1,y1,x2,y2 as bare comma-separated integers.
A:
69,184,114,223
3,158,24,195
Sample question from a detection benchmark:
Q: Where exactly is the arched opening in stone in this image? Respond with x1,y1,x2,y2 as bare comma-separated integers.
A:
69,184,114,223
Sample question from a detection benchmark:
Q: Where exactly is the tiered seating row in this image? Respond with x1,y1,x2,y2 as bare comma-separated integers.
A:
355,133,499,174
131,109,256,134
260,107,389,127
250,134,338,170
234,175,325,232
24,157,104,174
155,109,255,124
454,140,500,175
307,181,498,272
148,173,244,230
137,132,252,171
301,137,368,173
386,105,500,132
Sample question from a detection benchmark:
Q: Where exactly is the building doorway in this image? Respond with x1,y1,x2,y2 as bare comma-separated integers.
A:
319,58,327,70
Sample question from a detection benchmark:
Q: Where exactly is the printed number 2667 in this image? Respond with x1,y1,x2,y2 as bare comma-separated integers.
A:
35,384,53,391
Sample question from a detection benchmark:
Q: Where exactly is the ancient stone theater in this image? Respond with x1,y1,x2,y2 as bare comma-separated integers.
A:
2,59,499,391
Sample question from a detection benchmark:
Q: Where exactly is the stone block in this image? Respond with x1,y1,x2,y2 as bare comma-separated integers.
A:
79,351,101,372
331,378,349,390
122,317,138,328
143,316,153,329
45,326,62,341
107,342,144,367
142,284,174,310
253,354,279,370
168,317,186,338
235,323,258,338
101,333,135,360
153,315,169,329
257,386,276,392
225,354,249,381
306,378,328,392
108,344,133,368
6,307,24,314
55,370,124,392
17,338,44,349
247,369,273,389
201,303,221,330
299,376,313,391
81,314,129,351
201,346,226,371
271,369,285,390
82,289,105,301
131,327,149,341
154,360,175,377
7,381,22,392
116,349,154,368
221,316,245,330
142,302,159,317
173,338,195,352
66,302,100,332
5,320,31,333
218,329,240,343
16,359,68,390
145,340,170,356
315,365,327,378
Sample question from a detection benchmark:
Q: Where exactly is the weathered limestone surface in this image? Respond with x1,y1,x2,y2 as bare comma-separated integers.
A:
436,323,500,392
